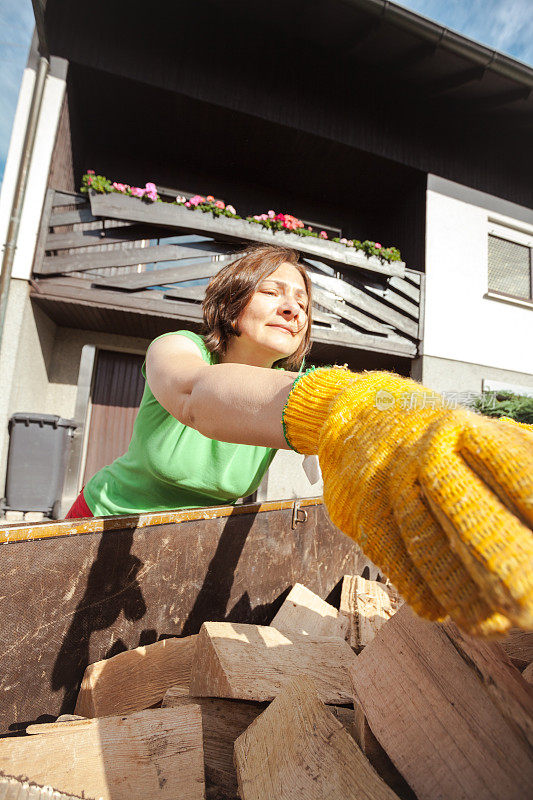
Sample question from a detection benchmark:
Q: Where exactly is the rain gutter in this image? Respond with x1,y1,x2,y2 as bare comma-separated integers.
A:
341,0,533,89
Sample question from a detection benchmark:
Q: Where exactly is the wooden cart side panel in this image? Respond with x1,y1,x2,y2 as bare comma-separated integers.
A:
0,503,359,734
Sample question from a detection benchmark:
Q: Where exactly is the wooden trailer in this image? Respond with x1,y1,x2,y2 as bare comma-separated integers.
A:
0,497,365,736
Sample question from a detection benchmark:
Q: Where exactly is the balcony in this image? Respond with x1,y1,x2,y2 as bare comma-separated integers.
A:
30,188,423,358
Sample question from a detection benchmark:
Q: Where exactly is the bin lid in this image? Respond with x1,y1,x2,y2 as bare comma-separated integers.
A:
10,413,78,428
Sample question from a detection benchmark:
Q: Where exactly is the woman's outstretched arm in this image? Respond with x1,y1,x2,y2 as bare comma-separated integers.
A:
145,333,296,448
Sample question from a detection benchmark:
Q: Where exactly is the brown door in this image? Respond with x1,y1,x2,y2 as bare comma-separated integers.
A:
83,350,145,483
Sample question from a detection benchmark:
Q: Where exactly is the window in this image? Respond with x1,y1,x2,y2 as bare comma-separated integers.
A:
488,222,533,302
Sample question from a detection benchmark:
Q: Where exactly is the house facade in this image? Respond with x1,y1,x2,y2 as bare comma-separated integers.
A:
0,0,531,518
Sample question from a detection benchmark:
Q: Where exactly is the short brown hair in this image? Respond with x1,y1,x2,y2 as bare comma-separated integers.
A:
201,243,312,370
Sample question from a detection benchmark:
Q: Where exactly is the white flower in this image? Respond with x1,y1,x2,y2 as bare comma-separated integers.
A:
226,205,236,214
175,195,186,204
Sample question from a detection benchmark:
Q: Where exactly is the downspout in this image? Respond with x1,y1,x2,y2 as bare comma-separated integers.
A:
0,23,49,347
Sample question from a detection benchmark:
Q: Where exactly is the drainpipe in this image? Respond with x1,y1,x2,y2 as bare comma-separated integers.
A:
0,44,49,348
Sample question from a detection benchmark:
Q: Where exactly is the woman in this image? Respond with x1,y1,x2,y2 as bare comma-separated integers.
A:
65,242,533,638
65,243,313,518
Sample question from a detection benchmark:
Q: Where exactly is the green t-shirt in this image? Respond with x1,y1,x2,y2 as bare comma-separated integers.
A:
83,331,277,516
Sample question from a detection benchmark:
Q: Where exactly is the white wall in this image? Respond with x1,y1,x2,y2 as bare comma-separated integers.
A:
423,188,533,375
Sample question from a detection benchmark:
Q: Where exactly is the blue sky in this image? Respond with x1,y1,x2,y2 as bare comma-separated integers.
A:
1,0,532,185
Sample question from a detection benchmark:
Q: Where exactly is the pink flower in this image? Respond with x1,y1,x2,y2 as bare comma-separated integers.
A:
308,226,312,231
346,240,354,247
87,177,93,184
189,194,204,207
375,243,382,249
226,205,236,214
185,201,191,208
215,200,225,209
206,195,215,202
130,187,145,197
87,169,95,174
112,182,127,192
319,231,328,239
144,182,158,201
268,210,275,218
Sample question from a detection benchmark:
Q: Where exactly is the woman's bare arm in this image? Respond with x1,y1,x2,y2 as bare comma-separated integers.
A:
145,334,297,449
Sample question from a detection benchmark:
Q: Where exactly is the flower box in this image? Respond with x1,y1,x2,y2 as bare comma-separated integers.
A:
88,191,405,279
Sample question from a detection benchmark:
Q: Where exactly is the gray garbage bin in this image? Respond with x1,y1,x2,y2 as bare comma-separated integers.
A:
4,414,77,517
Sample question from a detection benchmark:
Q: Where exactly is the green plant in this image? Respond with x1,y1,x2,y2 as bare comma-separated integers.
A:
472,391,533,424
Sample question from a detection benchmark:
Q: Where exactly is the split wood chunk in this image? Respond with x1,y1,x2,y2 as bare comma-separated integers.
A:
0,707,205,800
441,619,533,750
270,583,348,639
189,622,358,704
74,634,197,717
340,575,403,650
0,772,91,800
234,675,400,800
329,705,357,741
500,628,533,671
352,698,416,800
164,692,266,799
523,662,533,684
349,604,533,800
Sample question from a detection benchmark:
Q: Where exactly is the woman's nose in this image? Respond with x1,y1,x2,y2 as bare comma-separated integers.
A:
280,297,301,318
281,305,298,319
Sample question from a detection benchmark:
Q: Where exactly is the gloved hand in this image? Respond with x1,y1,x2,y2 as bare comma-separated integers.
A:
282,368,533,638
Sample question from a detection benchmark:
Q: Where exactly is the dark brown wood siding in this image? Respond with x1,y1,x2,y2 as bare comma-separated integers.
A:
83,350,145,483
48,94,76,193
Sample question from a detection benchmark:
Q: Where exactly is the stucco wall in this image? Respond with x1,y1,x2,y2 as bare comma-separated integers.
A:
423,185,533,375
413,353,533,395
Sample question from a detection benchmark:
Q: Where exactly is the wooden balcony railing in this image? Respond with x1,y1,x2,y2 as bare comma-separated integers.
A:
31,189,423,357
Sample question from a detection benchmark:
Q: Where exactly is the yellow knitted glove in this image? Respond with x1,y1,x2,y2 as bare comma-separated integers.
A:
283,368,533,638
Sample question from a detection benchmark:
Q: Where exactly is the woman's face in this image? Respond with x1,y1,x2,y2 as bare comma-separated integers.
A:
235,262,309,365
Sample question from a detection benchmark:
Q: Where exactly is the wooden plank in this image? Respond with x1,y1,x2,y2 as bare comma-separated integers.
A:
339,576,403,650
388,276,420,303
0,707,205,800
91,260,221,290
189,621,358,704
365,285,419,319
234,676,400,800
500,629,533,671
352,698,416,800
0,500,359,733
49,207,96,227
403,269,421,286
164,286,205,302
163,693,265,799
0,773,90,800
349,604,533,800
441,619,533,750
312,285,394,336
310,272,419,338
46,223,158,251
89,191,406,278
74,634,198,717
270,582,348,639
417,272,426,340
52,191,87,207
310,324,417,357
31,279,204,321
40,243,228,275
32,188,55,276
